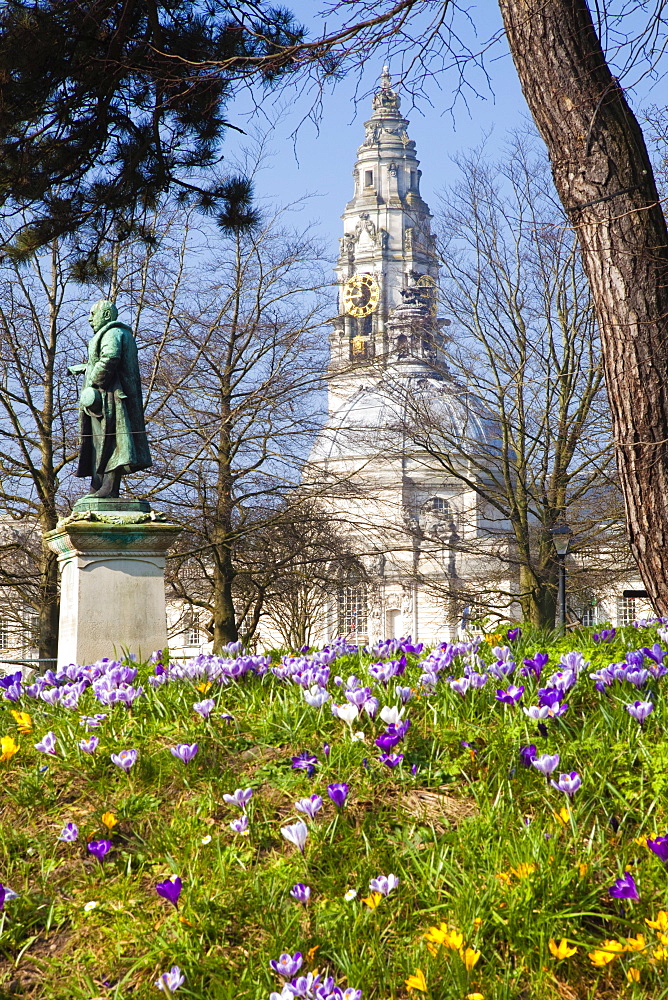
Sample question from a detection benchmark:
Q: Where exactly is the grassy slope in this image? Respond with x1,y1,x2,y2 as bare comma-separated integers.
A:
1,625,667,1000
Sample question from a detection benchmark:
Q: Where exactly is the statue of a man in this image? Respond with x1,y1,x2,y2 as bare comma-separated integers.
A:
68,299,152,498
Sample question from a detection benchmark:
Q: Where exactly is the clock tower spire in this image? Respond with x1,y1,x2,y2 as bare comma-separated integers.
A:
329,67,440,406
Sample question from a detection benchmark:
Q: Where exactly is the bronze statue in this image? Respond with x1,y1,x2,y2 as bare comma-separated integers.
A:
68,299,152,498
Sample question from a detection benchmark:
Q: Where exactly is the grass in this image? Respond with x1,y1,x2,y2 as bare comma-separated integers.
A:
1,624,667,999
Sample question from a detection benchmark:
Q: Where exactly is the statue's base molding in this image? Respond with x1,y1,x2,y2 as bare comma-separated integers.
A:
45,511,182,669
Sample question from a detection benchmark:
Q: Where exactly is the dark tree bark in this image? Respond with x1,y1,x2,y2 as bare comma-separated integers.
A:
499,0,668,616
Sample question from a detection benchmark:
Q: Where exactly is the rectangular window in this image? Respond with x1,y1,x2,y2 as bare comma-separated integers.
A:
0,619,11,650
617,596,636,627
364,169,373,187
580,607,597,627
410,170,416,189
185,611,203,646
337,583,368,640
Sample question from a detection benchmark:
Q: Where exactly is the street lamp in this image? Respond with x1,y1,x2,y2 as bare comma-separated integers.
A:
551,525,572,632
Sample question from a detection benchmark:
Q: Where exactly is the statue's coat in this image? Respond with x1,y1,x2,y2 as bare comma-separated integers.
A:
76,320,152,478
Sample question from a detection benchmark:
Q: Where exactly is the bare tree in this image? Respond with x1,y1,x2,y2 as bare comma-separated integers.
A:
388,138,624,627
119,203,333,652
0,238,88,662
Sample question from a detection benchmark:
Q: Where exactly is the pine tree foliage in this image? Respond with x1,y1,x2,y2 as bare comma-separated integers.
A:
0,1,302,247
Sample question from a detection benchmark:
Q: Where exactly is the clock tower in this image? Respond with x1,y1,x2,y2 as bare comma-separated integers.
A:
330,67,440,409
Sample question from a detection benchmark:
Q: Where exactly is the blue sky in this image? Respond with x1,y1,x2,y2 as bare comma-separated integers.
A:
222,1,666,255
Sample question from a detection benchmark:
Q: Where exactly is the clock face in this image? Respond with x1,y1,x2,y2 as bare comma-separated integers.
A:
344,273,380,317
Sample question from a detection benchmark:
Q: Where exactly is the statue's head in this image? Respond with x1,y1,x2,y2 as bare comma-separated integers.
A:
89,298,118,332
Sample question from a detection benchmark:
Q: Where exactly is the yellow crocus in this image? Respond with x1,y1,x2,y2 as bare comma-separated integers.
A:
10,710,32,733
405,969,427,992
424,924,464,950
460,947,481,971
588,940,625,967
658,933,668,946
549,938,577,960
195,681,211,693
361,892,382,909
554,806,571,825
495,871,512,885
626,968,641,982
101,811,118,829
646,911,668,932
625,934,646,953
510,863,536,879
467,994,485,1000
578,863,588,878
0,735,19,761
653,946,667,961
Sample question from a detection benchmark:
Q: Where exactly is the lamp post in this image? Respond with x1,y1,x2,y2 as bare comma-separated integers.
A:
551,525,572,633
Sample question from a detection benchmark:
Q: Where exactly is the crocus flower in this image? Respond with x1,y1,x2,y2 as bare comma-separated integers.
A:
369,873,399,896
506,627,522,642
333,702,359,725
608,872,639,900
450,677,471,697
78,736,99,754
593,628,616,643
223,787,253,810
550,771,581,798
379,753,404,768
87,839,112,861
327,782,349,807
80,714,107,729
34,731,57,755
303,685,330,708
270,952,303,977
323,742,330,758
626,700,654,724
523,705,550,720
0,884,18,910
155,966,185,992
280,820,309,853
379,705,405,726
289,883,311,903
230,814,249,834
647,836,668,863
170,743,198,764
522,653,549,679
110,748,138,771
531,753,560,776
156,876,182,908
519,744,537,768
58,822,79,842
495,684,524,705
291,752,318,777
294,794,323,819
193,699,215,718
395,685,414,703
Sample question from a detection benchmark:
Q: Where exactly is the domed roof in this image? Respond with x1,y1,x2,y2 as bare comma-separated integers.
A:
310,358,501,467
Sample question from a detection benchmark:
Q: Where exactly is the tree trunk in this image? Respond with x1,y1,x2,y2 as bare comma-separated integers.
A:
498,0,668,614
39,540,59,665
213,540,238,651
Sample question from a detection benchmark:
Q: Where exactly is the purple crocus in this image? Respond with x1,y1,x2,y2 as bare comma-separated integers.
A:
506,627,522,642
593,628,616,643
323,742,330,758
608,872,639,900
327,782,349,808
519,744,537,768
531,753,560,776
495,684,524,705
550,771,582,798
110,748,138,771
223,787,253,810
156,876,182,908
270,952,303,977
289,883,311,903
58,822,79,842
280,820,309,853
378,753,404,768
193,698,215,718
395,685,414,704
78,736,99,754
87,839,112,861
155,966,185,992
626,700,654,724
369,873,399,896
80,714,107,729
170,743,198,764
294,794,323,819
291,751,318,777
449,676,471,697
0,884,18,911
35,731,57,755
647,836,668,863
230,814,249,834
522,653,549,679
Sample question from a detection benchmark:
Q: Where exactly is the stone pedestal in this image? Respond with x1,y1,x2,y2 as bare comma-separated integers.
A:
46,500,181,669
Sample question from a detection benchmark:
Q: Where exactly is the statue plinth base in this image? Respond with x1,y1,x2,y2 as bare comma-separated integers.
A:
46,505,181,669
